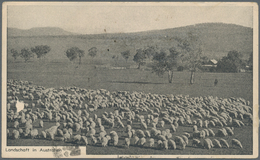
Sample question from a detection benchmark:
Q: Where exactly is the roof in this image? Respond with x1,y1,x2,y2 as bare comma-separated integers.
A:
210,59,218,65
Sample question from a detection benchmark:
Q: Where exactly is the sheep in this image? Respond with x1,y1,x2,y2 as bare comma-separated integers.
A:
202,138,213,149
81,136,88,145
63,131,71,142
24,128,31,137
182,135,189,145
140,122,147,130
148,138,155,148
212,139,222,148
101,137,109,147
140,137,146,147
41,131,47,139
30,129,38,139
162,140,168,150
175,136,186,149
57,129,64,137
124,138,131,148
192,139,201,147
225,127,234,136
14,121,19,129
99,131,107,137
158,135,167,141
208,128,215,137
12,130,20,139
219,138,229,148
193,125,198,132
209,120,216,127
90,135,97,145
73,134,82,144
74,123,81,132
126,131,133,138
166,132,172,139
217,128,228,137
183,132,190,138
171,124,177,132
168,139,177,150
134,136,140,146
112,135,119,146
144,130,151,138
158,120,165,128
157,140,163,149
232,139,243,148
18,128,23,134
39,120,44,128
89,128,96,136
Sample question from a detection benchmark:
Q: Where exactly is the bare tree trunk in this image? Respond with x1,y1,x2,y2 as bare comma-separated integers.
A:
190,70,195,84
168,70,173,83
138,63,141,69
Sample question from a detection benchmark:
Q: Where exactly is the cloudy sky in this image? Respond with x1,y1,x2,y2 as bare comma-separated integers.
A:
6,2,254,34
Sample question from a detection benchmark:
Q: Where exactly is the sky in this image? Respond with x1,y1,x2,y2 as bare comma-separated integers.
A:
6,2,253,34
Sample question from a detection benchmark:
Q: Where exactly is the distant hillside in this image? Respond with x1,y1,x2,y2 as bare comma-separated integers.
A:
8,27,78,37
7,23,253,61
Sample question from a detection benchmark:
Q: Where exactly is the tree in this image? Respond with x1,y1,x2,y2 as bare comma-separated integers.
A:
11,49,19,60
121,50,130,62
20,48,34,62
88,47,97,58
151,48,180,83
66,47,85,65
133,49,146,69
176,32,203,84
144,46,158,61
31,45,51,59
216,50,246,72
248,52,253,70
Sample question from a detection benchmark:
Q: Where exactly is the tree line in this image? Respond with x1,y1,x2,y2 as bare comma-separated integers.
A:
10,46,98,63
11,32,253,85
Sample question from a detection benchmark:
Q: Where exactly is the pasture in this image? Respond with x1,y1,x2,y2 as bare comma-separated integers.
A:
6,61,253,155
7,61,253,103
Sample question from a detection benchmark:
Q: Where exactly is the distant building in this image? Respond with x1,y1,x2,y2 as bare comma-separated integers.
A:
200,59,218,72
201,59,218,67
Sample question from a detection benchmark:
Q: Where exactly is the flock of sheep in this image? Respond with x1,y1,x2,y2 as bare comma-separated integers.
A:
7,79,252,151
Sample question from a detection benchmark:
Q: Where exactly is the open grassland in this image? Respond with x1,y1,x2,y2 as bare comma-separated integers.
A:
7,61,253,103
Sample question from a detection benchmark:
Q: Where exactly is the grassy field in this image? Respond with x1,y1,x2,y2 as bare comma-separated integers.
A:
7,61,253,103
6,61,253,155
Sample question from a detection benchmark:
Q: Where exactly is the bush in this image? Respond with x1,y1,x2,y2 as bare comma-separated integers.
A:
177,66,184,71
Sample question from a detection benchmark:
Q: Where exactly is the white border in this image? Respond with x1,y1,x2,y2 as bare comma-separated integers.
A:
1,2,259,158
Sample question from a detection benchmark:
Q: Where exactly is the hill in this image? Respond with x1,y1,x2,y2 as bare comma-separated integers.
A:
8,27,78,37
7,23,253,62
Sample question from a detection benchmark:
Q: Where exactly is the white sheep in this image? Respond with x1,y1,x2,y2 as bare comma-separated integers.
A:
232,139,243,148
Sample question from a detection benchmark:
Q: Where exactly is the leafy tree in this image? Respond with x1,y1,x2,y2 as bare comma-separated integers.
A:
216,50,246,72
121,50,130,62
66,47,85,65
31,45,51,59
151,48,180,83
176,32,203,84
20,48,34,62
11,49,19,60
133,49,146,69
88,47,97,58
144,46,157,61
200,56,210,65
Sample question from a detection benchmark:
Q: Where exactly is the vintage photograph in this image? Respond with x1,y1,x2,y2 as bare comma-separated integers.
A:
2,2,258,158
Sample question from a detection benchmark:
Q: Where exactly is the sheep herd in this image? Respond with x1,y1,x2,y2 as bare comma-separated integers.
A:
7,79,252,152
